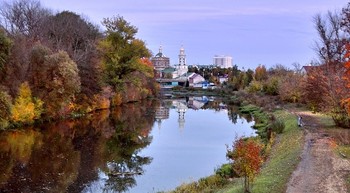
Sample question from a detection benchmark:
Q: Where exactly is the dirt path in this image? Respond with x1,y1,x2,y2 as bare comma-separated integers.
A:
286,111,350,193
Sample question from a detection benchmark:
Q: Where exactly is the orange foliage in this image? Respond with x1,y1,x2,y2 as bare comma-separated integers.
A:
343,44,350,114
254,65,268,81
112,93,123,106
327,138,338,149
344,44,350,84
139,57,153,67
227,138,263,192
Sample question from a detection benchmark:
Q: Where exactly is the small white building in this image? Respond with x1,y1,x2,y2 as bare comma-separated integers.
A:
188,73,205,87
218,74,229,84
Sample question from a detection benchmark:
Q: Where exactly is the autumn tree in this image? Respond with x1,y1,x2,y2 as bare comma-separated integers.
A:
254,65,268,81
342,3,350,119
0,90,12,129
11,82,43,125
314,12,346,101
43,51,81,117
99,16,152,89
279,72,305,103
342,44,350,120
0,0,51,38
304,11,350,126
227,138,263,193
0,28,12,72
39,11,102,96
264,65,293,96
28,44,81,118
2,34,35,96
99,16,155,103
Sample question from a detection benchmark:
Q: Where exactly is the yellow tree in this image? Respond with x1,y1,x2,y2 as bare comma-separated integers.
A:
11,82,43,125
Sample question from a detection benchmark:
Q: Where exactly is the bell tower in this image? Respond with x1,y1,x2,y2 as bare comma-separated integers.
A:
179,46,186,66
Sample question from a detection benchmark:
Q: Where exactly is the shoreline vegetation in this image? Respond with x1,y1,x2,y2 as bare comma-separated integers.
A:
162,88,350,193
159,90,304,193
1,1,350,192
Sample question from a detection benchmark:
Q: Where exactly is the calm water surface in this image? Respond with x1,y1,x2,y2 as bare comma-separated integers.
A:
0,97,256,193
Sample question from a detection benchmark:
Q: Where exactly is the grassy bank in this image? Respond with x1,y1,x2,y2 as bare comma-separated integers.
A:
163,106,304,193
218,109,303,193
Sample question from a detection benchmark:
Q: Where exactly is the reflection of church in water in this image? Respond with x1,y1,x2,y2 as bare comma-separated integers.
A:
154,97,210,130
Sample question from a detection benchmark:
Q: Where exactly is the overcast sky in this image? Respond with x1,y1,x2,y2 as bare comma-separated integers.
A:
39,0,349,69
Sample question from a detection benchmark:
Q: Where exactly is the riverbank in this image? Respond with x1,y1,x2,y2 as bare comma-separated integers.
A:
218,108,304,193
165,101,350,193
165,106,303,193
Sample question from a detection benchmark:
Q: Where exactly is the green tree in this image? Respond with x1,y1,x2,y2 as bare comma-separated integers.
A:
263,76,280,95
11,82,43,125
99,16,152,90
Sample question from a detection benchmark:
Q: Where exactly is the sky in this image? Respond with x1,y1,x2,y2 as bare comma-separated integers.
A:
38,0,349,69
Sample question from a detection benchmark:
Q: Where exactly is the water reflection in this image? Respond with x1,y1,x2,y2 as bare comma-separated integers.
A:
0,97,255,193
155,96,214,131
0,101,156,193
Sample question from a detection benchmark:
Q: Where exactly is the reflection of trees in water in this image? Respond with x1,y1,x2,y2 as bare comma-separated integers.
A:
104,153,152,192
227,105,254,124
0,100,158,193
99,102,154,192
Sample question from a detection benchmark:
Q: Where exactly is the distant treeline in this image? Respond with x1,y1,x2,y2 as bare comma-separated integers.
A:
190,2,350,129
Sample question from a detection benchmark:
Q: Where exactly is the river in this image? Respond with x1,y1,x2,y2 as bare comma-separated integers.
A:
0,97,256,193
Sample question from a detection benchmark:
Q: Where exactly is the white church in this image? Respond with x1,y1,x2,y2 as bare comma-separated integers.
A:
151,45,205,88
151,45,188,79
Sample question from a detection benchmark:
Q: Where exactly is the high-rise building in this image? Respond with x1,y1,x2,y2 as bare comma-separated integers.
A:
213,55,233,68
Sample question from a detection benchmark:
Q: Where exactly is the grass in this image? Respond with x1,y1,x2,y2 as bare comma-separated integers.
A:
338,145,350,191
166,174,228,193
218,109,304,193
347,174,350,191
239,104,270,139
164,108,304,193
337,145,350,158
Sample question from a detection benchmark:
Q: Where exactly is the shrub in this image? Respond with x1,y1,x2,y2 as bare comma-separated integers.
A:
216,163,239,178
171,175,227,193
247,80,263,93
263,77,279,96
331,108,350,128
270,119,285,134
